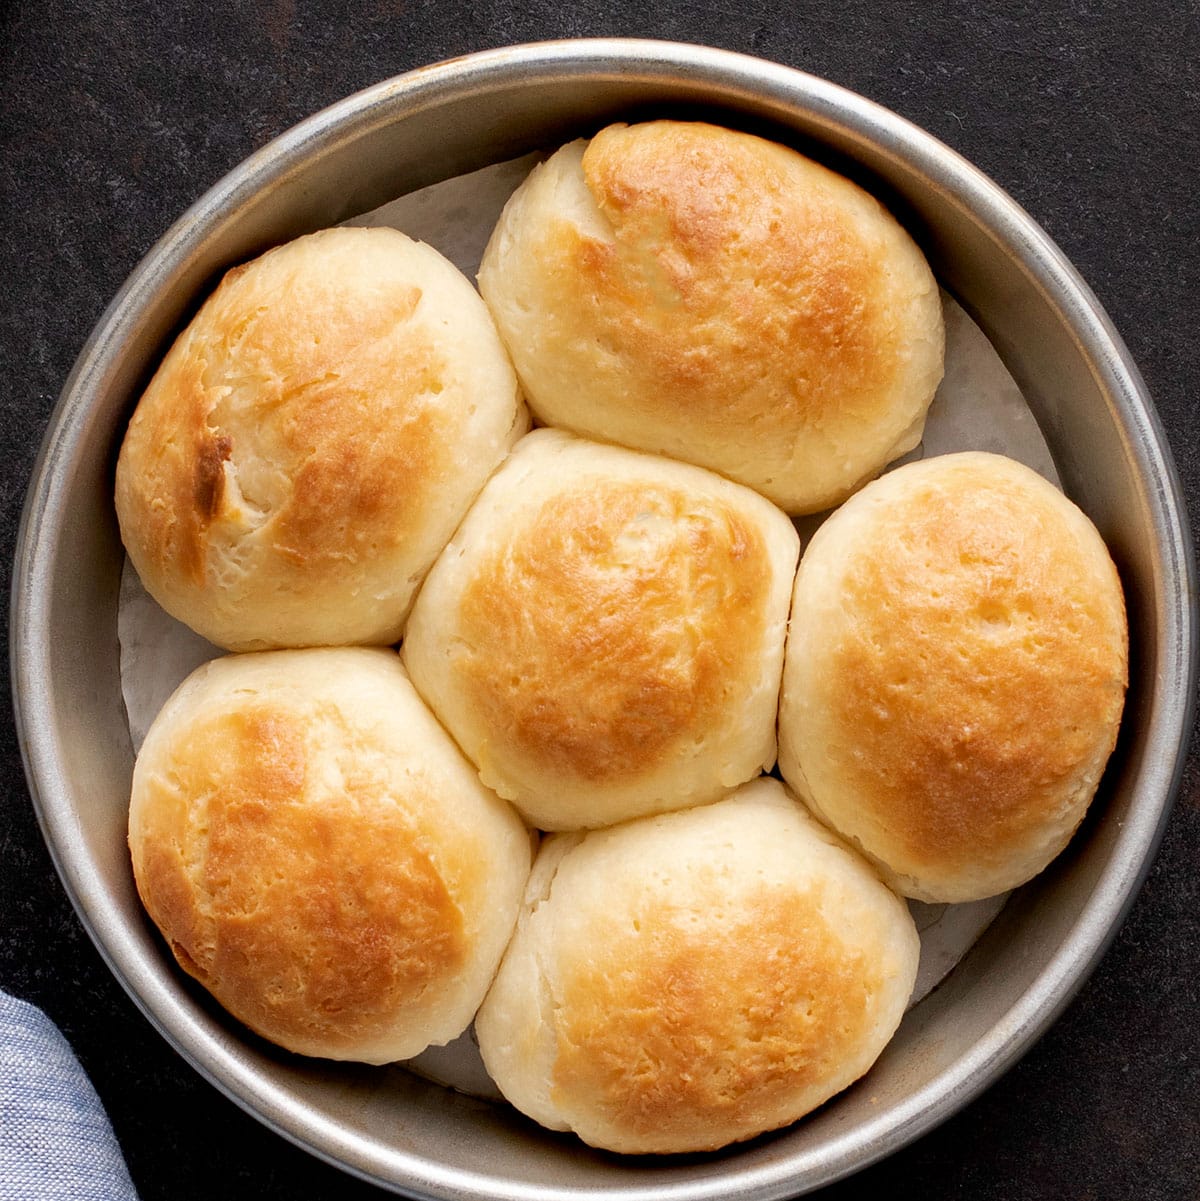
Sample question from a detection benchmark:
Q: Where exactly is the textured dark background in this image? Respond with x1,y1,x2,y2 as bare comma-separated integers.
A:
2,3,1197,1199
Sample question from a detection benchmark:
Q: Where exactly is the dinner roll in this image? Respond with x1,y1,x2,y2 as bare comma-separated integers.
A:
402,429,800,830
778,452,1128,903
116,226,527,651
475,778,919,1154
127,648,532,1063
478,120,944,514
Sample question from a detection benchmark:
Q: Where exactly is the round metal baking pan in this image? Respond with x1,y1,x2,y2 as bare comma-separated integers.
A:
11,38,1197,1200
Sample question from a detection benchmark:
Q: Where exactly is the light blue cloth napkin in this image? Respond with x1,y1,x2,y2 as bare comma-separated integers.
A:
0,989,139,1200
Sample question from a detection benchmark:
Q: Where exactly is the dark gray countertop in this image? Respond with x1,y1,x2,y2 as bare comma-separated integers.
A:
2,3,1197,1199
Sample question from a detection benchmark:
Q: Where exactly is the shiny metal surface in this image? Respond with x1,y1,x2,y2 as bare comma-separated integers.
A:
11,38,1197,1201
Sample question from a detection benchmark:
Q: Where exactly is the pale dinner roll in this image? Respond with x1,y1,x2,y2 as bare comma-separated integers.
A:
778,452,1128,903
475,778,919,1154
402,428,800,830
478,120,944,515
127,648,532,1063
116,225,527,651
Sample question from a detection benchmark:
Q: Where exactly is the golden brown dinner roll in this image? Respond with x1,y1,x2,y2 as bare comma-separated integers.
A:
127,647,532,1063
778,452,1128,903
402,428,800,830
116,226,527,651
478,120,944,514
475,777,920,1154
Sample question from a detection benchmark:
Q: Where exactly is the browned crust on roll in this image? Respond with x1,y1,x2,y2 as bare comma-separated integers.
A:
780,453,1129,900
133,702,467,1055
116,256,443,591
576,121,894,431
474,780,918,1153
115,225,531,650
478,121,942,513
829,489,1123,867
453,480,770,783
552,882,880,1149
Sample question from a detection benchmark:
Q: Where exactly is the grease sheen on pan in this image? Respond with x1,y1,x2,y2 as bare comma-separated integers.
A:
115,226,527,651
475,778,920,1154
778,452,1129,903
127,648,532,1063
402,428,800,830
478,120,944,515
